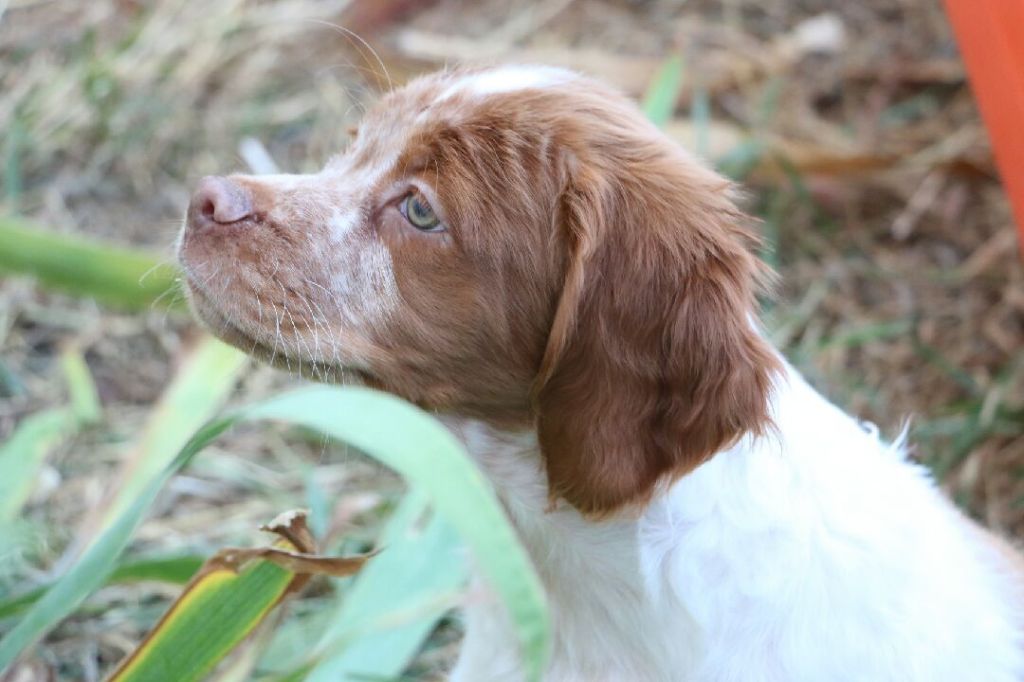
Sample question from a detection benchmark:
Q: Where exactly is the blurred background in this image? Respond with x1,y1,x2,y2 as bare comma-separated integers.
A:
1,0,1022,679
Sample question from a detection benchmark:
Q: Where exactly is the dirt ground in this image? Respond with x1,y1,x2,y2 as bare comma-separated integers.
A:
1,0,1022,679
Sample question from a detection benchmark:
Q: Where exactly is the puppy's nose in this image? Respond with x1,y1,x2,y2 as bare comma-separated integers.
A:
188,176,253,229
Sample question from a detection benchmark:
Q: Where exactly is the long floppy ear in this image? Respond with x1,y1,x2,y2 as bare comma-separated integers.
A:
534,150,780,516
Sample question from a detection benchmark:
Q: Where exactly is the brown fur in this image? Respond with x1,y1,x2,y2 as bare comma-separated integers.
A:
528,90,779,514
178,68,780,516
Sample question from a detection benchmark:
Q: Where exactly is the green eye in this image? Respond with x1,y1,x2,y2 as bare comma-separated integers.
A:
401,191,442,231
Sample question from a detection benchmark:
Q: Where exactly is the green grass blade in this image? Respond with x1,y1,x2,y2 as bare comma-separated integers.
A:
717,138,766,180
690,87,711,159
108,555,206,584
0,217,183,311
242,388,550,680
0,358,26,397
60,346,101,426
0,417,235,671
755,76,786,128
110,556,294,682
4,119,23,211
816,320,913,352
99,337,248,527
0,408,73,522
0,346,101,521
0,591,44,625
303,493,468,681
0,555,204,621
642,54,685,128
0,386,550,681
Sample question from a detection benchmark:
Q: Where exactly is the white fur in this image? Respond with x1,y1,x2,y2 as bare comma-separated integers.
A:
327,208,359,238
446,358,1024,682
247,172,306,191
438,65,571,102
323,203,400,325
238,166,400,366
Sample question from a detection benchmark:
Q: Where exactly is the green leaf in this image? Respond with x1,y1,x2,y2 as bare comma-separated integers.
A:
642,55,685,128
0,386,550,681
0,358,25,398
4,119,24,211
0,409,74,522
109,557,294,682
0,418,235,673
60,346,101,426
690,87,711,159
0,555,205,621
0,216,184,311
717,138,766,180
301,493,469,681
243,388,550,681
109,555,206,585
98,337,248,528
0,345,101,521
108,510,369,682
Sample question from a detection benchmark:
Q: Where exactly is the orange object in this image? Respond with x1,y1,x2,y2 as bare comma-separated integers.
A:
943,0,1024,254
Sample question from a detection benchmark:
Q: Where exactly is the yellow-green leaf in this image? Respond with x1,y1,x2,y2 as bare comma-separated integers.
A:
108,511,369,682
109,557,294,682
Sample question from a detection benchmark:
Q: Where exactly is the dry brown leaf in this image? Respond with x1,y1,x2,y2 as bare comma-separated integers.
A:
212,509,374,583
213,546,372,579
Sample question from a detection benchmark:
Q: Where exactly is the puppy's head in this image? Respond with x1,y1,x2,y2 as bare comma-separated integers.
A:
178,65,778,515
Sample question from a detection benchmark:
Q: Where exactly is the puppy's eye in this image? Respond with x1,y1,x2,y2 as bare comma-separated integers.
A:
400,191,442,231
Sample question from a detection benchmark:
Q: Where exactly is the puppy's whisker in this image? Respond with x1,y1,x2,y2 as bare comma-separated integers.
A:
137,255,178,285
278,281,316,380
149,276,184,312
297,292,327,376
269,298,285,372
308,20,393,92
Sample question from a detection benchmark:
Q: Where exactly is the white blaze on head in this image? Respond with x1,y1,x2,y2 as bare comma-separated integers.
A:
251,173,307,192
437,65,574,103
320,158,402,327
328,208,359,240
328,240,399,326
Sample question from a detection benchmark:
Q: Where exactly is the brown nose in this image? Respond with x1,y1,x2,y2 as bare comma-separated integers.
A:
188,176,253,229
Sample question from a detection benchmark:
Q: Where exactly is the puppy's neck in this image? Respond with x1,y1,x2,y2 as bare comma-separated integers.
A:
439,356,788,528
441,417,550,516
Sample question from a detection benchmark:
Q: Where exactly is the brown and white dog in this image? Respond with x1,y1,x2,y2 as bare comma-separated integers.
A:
178,65,1024,682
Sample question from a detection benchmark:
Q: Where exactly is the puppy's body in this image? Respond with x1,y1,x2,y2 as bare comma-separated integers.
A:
178,66,1024,681
449,362,1024,681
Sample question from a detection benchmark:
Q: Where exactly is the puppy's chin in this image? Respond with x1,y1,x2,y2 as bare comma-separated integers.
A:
182,280,353,385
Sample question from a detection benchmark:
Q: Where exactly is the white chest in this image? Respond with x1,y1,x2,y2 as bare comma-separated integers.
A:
445,419,699,681
443,374,1023,682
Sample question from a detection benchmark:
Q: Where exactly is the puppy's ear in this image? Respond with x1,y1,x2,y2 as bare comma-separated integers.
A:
534,150,779,516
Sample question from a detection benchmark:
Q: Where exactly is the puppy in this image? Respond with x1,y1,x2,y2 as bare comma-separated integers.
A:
178,65,1024,681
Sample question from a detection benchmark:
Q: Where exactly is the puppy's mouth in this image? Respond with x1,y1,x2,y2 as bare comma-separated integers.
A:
183,276,353,384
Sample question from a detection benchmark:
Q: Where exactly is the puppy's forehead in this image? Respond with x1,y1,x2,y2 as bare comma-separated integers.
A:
434,65,574,102
369,65,576,128
344,66,577,179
